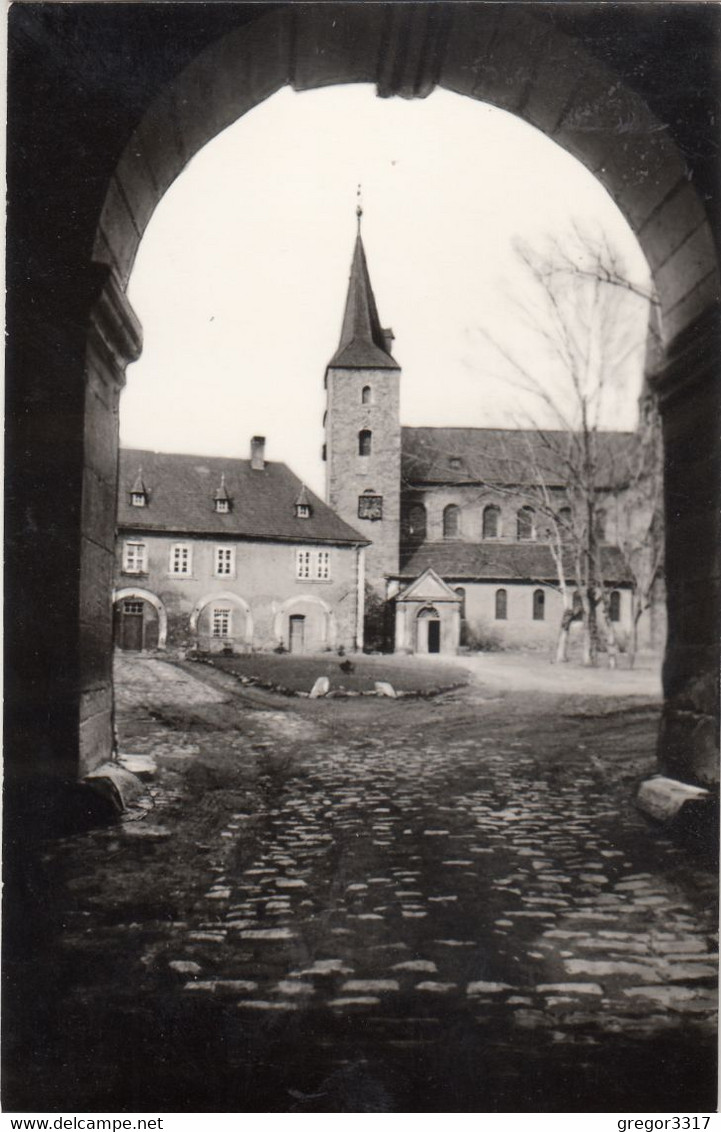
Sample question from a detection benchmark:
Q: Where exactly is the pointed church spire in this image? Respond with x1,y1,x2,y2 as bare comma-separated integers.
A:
328,207,400,371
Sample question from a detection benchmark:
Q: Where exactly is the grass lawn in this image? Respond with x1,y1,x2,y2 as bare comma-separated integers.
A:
207,651,471,694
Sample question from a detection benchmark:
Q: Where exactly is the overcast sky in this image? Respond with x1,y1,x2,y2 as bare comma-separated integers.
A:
123,84,652,495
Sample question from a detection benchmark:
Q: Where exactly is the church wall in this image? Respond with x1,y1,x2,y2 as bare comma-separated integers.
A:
114,532,361,652
326,365,401,589
460,581,634,651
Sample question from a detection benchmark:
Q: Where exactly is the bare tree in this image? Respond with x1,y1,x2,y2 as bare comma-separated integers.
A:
476,226,659,666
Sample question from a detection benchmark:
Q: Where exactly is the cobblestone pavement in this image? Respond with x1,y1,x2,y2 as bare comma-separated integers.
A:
6,656,717,1113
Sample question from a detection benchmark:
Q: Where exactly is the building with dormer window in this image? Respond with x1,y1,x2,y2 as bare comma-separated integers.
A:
113,436,368,654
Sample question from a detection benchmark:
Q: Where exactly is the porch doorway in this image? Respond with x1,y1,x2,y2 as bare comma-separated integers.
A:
416,606,441,654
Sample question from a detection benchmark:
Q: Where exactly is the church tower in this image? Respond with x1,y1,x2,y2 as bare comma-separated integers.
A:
324,211,401,591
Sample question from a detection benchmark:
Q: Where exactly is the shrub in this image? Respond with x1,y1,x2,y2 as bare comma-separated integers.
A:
462,620,504,652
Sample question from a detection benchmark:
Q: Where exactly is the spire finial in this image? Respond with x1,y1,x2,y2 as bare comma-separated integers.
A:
356,183,363,235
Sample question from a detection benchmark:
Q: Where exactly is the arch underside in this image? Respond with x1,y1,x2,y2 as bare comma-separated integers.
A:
95,4,717,346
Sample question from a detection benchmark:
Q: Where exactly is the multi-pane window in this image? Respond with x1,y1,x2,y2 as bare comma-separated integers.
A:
212,608,231,638
124,600,144,615
495,588,507,620
123,541,147,573
215,546,235,576
295,548,331,580
215,499,229,514
533,588,545,621
296,503,311,519
170,543,192,575
131,492,146,508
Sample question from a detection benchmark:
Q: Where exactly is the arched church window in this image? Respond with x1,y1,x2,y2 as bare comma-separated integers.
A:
361,385,372,405
483,504,500,539
454,587,466,620
595,508,607,542
517,506,535,541
533,589,545,621
609,590,621,622
443,504,461,539
495,589,507,620
558,506,572,540
358,429,372,457
408,503,427,540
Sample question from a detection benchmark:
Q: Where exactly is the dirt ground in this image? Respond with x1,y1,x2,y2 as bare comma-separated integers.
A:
3,653,716,1114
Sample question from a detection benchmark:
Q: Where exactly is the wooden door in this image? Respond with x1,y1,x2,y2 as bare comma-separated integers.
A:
289,615,305,654
120,600,144,651
428,619,441,654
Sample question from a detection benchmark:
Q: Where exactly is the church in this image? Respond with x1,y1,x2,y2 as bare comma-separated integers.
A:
114,220,658,658
323,219,656,657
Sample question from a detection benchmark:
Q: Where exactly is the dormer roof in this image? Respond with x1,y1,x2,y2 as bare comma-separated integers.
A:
214,473,230,501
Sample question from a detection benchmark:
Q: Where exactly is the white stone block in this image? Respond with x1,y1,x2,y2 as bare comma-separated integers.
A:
636,775,711,823
309,676,330,698
375,681,396,698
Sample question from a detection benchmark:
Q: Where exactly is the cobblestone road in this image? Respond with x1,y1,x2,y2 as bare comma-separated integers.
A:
8,657,716,1113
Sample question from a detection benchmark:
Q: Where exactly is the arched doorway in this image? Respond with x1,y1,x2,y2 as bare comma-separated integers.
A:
274,596,336,654
417,605,442,654
7,4,719,790
112,588,167,652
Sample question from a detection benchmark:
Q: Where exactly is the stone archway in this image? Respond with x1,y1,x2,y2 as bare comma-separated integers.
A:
274,595,337,652
112,587,168,650
7,4,719,797
190,592,254,652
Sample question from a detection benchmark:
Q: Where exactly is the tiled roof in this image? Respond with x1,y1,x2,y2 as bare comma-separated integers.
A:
396,541,631,584
328,235,400,370
118,448,369,545
401,427,634,487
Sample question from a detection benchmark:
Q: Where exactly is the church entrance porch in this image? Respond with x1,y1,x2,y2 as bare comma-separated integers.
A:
392,568,461,656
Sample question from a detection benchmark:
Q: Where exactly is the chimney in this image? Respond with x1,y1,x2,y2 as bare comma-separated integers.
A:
381,327,395,356
250,435,265,471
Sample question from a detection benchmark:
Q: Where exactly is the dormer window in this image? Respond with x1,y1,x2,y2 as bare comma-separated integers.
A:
294,485,312,519
214,473,231,514
129,468,147,507
449,457,462,470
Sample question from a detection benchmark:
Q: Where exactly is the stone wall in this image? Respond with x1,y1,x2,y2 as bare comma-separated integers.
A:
115,532,362,653
326,365,401,589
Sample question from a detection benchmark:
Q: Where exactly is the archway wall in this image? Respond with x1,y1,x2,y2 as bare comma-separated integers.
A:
89,3,719,783
95,4,717,343
7,4,718,795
